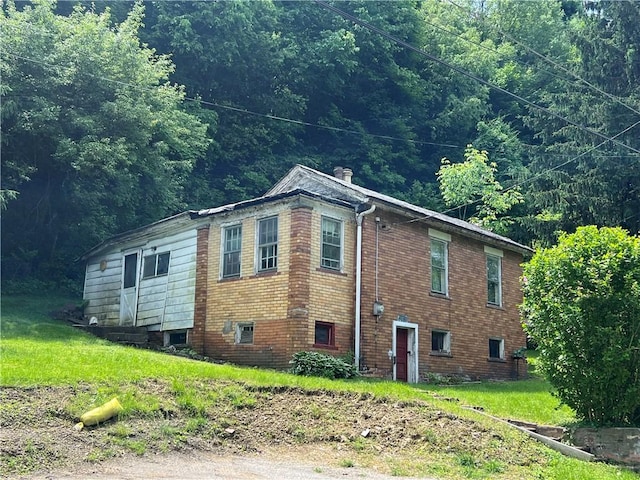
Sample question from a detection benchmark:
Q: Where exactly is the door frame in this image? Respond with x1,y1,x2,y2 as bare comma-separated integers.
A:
392,319,419,383
120,249,141,326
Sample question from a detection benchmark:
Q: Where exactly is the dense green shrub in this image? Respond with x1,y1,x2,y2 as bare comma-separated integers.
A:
522,226,640,426
289,351,359,380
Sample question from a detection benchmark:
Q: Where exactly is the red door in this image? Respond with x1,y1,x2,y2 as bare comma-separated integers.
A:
396,328,408,382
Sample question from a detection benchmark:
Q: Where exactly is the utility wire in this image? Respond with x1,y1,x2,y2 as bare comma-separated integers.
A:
3,49,461,150
444,0,640,118
4,19,638,160
420,6,576,87
5,9,639,223
313,0,640,155
395,118,640,228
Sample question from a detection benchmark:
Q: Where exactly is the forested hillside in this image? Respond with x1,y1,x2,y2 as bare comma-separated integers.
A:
2,0,639,289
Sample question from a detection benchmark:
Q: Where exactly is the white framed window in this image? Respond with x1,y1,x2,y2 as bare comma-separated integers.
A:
142,252,170,279
429,229,450,295
222,225,242,278
236,322,254,344
431,330,451,354
321,216,342,270
489,337,505,360
257,216,278,271
485,246,503,306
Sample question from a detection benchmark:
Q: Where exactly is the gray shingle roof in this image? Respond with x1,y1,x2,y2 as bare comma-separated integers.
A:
268,164,532,255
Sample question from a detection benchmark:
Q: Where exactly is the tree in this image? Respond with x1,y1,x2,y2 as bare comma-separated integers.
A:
1,0,209,284
518,1,640,242
522,226,640,426
437,146,522,233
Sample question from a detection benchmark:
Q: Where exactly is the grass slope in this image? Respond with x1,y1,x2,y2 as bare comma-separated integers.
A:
1,294,638,480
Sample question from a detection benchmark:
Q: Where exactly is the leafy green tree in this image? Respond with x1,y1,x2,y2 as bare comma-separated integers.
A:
518,1,640,242
437,146,522,233
522,226,640,426
143,0,306,205
1,0,209,284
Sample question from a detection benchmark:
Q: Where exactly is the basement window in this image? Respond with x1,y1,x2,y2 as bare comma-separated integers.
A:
431,330,451,355
165,330,187,346
314,321,335,347
236,323,254,345
143,252,170,278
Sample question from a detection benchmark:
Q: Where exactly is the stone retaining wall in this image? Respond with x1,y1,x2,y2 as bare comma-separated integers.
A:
572,427,640,467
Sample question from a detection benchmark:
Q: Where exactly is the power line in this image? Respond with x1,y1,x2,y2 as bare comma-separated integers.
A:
420,4,580,88
313,0,640,156
5,11,639,231
444,0,640,118
2,49,461,150
5,14,638,162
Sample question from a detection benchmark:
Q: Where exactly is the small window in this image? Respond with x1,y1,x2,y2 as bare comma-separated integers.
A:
431,330,451,354
489,338,505,360
257,217,278,271
222,225,242,278
487,254,502,306
236,323,254,344
142,252,170,279
430,238,448,295
314,321,335,347
168,331,187,346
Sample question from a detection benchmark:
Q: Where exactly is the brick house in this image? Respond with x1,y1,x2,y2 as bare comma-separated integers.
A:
82,165,531,382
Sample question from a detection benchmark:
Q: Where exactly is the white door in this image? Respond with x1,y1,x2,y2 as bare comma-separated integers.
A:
120,251,140,326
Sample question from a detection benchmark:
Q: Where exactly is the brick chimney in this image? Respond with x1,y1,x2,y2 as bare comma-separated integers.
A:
333,166,353,184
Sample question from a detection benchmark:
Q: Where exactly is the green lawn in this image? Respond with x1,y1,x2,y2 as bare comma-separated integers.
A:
425,378,576,427
1,294,638,480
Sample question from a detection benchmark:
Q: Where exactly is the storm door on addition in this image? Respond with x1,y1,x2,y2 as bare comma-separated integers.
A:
120,251,140,325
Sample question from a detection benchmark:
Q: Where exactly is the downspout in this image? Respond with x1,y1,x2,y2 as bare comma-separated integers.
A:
355,203,376,370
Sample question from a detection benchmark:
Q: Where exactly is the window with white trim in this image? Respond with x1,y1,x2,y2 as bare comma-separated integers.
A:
486,254,502,306
257,216,278,271
222,225,242,278
236,323,254,344
431,330,451,354
430,238,448,294
321,217,342,270
489,338,505,360
142,252,170,279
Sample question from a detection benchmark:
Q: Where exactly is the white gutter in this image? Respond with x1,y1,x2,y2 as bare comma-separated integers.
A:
355,204,376,369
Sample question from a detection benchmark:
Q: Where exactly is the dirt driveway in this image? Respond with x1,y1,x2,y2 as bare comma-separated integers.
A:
23,450,422,480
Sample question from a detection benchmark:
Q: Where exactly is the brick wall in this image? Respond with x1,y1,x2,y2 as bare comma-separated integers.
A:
193,195,527,380
201,205,292,369
359,211,528,380
190,225,209,354
197,196,359,369
286,205,313,354
307,206,356,356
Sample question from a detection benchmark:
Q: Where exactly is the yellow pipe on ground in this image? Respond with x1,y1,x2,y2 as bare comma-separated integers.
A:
74,397,123,430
